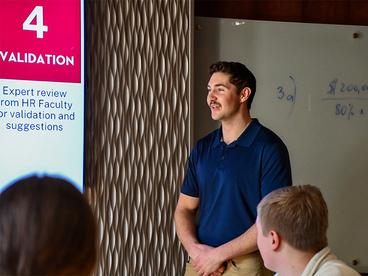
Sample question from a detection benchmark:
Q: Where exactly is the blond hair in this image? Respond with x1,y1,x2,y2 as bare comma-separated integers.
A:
257,185,328,252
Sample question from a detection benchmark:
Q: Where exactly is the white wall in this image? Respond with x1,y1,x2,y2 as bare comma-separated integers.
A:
194,16,368,272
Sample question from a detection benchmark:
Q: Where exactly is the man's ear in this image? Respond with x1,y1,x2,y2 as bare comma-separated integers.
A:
240,87,251,103
269,230,281,251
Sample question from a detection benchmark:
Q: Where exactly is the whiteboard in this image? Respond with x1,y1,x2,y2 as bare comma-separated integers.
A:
194,17,368,272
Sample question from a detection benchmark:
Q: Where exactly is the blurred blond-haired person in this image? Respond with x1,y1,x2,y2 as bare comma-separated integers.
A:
256,185,360,276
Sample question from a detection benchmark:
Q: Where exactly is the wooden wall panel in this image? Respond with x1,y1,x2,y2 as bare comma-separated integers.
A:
195,0,368,25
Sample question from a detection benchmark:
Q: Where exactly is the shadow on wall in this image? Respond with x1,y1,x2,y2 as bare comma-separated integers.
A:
194,17,220,142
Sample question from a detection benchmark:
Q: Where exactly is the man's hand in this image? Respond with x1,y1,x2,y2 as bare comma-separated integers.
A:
192,244,225,276
209,264,226,276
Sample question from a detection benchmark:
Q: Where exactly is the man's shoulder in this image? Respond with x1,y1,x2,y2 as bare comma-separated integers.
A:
252,120,286,147
316,260,360,276
306,248,360,276
255,120,280,138
195,128,219,147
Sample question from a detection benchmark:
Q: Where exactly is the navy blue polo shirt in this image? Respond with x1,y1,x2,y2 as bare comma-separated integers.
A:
181,119,292,247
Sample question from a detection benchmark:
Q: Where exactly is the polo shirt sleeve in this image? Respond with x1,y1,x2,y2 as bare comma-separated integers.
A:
261,140,292,197
180,145,200,197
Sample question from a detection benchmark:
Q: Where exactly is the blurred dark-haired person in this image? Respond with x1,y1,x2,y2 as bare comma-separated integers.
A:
256,184,360,276
175,61,292,276
0,175,98,276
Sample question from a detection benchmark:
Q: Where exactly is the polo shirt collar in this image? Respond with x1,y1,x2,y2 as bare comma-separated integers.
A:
213,118,261,148
213,128,223,148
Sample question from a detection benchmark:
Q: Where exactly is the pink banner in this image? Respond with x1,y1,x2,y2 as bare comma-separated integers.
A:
0,0,81,83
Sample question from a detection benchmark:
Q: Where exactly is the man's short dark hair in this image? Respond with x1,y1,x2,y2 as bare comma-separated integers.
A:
209,61,256,109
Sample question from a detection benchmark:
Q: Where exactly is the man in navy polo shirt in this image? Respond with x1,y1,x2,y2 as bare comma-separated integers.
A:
174,61,292,276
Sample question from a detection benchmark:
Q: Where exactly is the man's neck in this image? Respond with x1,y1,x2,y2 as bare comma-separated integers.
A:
221,114,252,144
276,248,315,276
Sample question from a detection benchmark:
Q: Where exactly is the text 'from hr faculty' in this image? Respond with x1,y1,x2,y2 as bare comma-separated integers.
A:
0,85,77,132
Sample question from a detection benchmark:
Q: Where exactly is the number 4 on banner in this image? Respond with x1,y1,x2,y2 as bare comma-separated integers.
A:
22,6,48,39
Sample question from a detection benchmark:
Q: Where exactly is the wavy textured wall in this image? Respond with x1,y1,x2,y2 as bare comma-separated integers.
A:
85,0,192,275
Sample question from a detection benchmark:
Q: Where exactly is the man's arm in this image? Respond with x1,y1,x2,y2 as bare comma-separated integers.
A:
175,193,227,276
192,224,258,275
216,223,258,259
174,193,201,258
